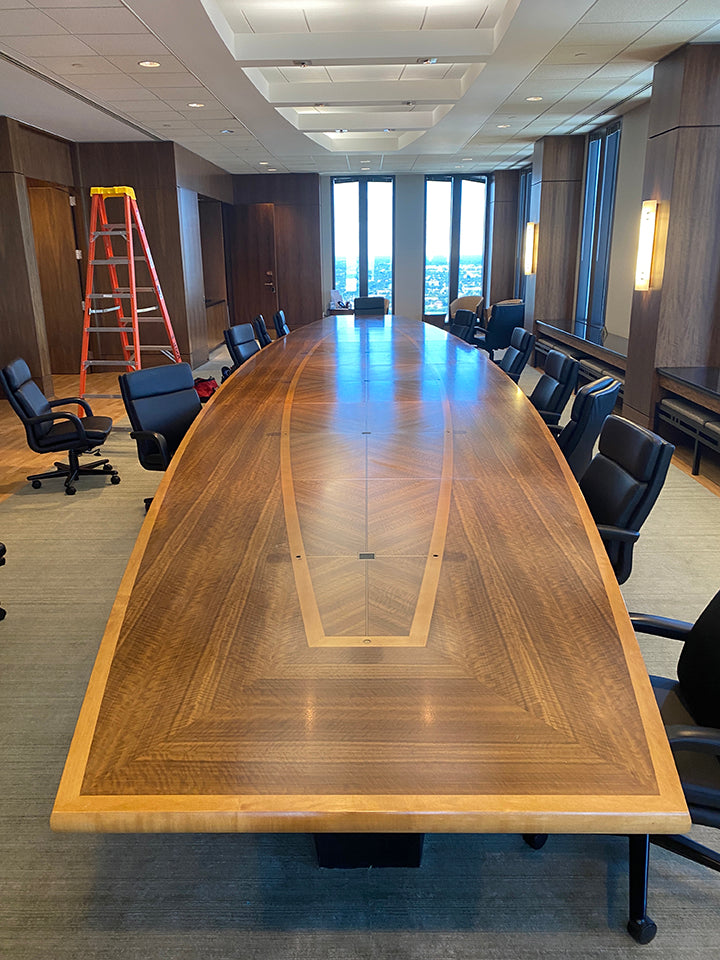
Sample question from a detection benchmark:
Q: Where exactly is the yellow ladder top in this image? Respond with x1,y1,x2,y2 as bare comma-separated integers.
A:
90,186,136,199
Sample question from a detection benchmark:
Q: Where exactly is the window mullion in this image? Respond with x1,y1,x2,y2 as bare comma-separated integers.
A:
358,180,369,298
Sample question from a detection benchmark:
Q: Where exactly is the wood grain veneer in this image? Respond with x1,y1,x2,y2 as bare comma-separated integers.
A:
52,318,688,835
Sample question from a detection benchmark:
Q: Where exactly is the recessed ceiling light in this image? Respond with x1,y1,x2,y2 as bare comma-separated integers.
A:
526,96,543,102
497,124,510,128
187,102,205,108
138,60,160,68
268,168,277,172
259,161,269,165
461,157,472,161
220,129,234,134
71,62,83,68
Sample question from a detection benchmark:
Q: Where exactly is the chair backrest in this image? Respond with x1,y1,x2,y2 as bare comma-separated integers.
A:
0,357,57,444
497,327,535,382
483,301,525,351
449,295,484,321
253,314,272,347
224,323,261,367
353,296,388,314
529,349,579,416
119,362,201,469
580,414,674,583
273,310,290,337
447,310,476,343
677,588,720,730
557,376,622,479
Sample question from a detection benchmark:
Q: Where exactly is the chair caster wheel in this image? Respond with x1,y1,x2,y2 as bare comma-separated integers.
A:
103,463,114,473
0,607,6,621
32,480,42,489
65,485,76,496
110,474,121,485
627,917,657,944
523,833,548,850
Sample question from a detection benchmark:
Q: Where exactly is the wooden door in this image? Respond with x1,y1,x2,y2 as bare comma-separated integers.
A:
230,203,278,325
27,182,84,374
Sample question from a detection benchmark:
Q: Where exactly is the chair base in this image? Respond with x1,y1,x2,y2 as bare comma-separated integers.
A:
27,449,119,495
651,833,720,872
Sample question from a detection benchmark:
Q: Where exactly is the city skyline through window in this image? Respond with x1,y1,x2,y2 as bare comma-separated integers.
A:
424,176,487,314
333,177,393,306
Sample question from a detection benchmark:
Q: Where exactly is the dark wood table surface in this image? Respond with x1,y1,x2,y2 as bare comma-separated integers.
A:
52,316,688,837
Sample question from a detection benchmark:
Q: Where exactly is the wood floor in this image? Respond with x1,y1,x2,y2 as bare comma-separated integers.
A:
0,372,129,502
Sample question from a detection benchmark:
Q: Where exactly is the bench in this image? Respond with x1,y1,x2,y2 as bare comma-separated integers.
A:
656,397,720,474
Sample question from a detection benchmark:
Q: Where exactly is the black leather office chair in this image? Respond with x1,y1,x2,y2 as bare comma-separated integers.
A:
579,415,673,584
496,327,535,383
475,301,524,359
0,357,120,495
447,308,477,344
119,362,201,472
253,314,272,347
353,296,388,314
528,349,579,424
551,376,621,479
273,310,290,337
222,323,261,381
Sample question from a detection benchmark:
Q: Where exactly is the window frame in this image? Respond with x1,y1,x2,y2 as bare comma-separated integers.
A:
422,174,488,318
574,121,621,340
331,176,395,308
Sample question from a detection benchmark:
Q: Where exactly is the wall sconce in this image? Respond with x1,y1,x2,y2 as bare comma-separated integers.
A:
523,221,538,275
634,200,658,291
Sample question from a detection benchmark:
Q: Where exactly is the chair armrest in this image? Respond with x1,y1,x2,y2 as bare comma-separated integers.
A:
629,613,693,641
130,430,171,469
546,423,563,437
537,410,561,426
666,724,720,755
49,396,93,416
28,410,89,441
596,524,640,544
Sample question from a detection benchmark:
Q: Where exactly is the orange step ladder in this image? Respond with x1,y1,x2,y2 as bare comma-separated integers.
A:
79,186,181,401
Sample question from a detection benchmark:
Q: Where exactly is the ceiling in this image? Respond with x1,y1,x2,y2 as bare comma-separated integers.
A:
1,0,719,176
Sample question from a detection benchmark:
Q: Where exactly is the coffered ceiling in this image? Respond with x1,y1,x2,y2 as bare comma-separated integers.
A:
1,0,719,176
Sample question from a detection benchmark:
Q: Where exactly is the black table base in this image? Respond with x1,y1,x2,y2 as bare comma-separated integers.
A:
314,833,425,868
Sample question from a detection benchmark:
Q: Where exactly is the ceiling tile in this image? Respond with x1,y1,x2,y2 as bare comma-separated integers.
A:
4,34,95,56
80,34,169,56
32,55,121,75
580,1,680,21
41,7,146,35
104,54,188,74
0,8,66,33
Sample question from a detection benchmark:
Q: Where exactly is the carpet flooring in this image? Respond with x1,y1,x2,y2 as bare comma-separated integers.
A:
1,358,719,959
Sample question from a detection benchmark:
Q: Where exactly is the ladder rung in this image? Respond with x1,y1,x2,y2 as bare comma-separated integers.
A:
90,257,146,265
119,317,164,322
85,327,135,334
83,359,137,367
81,393,123,399
140,345,176,350
89,306,122,314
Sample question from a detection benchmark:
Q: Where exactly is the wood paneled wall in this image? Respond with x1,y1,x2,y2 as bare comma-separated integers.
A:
232,174,323,328
0,118,77,393
525,136,585,330
624,45,720,425
487,171,519,306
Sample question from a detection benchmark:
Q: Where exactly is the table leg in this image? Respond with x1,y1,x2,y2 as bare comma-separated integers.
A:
314,833,424,868
627,834,657,944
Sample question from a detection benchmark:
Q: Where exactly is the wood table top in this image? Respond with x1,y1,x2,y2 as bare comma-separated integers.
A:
52,316,689,835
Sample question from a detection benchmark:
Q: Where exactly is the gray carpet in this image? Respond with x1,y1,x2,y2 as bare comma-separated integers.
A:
1,358,719,959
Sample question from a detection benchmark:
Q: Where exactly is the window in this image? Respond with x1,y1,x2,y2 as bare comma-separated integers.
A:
575,122,621,340
514,166,532,300
332,177,394,307
423,176,487,315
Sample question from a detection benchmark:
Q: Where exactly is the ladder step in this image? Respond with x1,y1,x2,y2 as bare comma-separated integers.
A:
85,327,136,334
90,257,146,265
83,359,137,367
81,393,123,400
118,316,164,322
89,306,122,314
140,345,178,351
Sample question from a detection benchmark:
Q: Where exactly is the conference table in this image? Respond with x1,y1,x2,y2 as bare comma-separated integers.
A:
52,315,688,940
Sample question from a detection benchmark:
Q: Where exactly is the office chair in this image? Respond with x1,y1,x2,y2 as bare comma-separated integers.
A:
119,362,201,472
0,357,120,496
447,295,484,323
447,308,478,344
551,376,622,480
496,327,535,383
528,349,579,424
475,301,525,359
353,296,388,314
253,315,272,347
273,310,290,338
222,323,261,381
579,415,673,584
